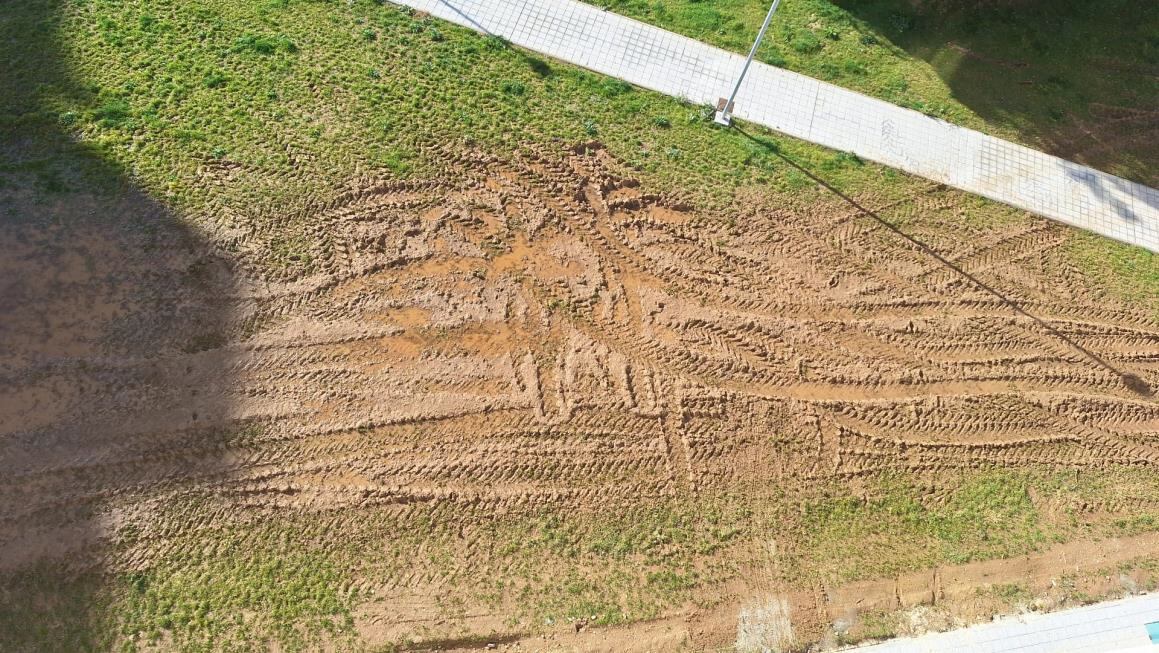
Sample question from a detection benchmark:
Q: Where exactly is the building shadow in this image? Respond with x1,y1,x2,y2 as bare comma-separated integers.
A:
0,0,240,648
732,124,1153,399
832,0,1159,187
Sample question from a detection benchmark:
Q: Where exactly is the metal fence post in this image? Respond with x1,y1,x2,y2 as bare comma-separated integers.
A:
715,0,783,126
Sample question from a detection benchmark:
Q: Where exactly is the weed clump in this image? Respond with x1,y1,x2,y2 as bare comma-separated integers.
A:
90,98,132,128
501,80,526,95
231,33,297,55
790,29,822,54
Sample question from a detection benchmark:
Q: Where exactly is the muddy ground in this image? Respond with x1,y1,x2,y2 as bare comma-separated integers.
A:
2,143,1158,650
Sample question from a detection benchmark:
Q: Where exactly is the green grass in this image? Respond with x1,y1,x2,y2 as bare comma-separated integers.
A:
794,471,1047,582
4,465,1159,649
3,0,1155,296
482,503,746,626
586,0,1159,186
116,526,356,653
0,567,115,653
2,0,1159,648
781,466,1159,584
1067,233,1159,319
7,0,860,210
0,2,1070,201
0,513,357,653
983,582,1034,603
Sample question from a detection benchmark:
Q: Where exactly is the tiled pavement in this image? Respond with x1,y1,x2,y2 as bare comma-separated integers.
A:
845,593,1159,652
394,0,1159,253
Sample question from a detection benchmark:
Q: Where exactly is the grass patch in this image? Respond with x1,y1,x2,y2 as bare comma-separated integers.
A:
0,0,1023,218
586,0,1158,185
0,567,116,653
1067,233,1159,318
2,0,1151,300
117,525,355,653
2,0,1158,648
788,466,1159,583
798,471,1046,581
0,517,356,653
486,503,746,625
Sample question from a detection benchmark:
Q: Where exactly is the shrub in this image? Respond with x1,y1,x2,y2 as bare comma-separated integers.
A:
822,151,863,171
501,80,526,96
484,35,509,50
91,98,132,128
761,47,787,67
598,79,633,98
526,57,553,77
791,30,822,54
231,33,297,55
842,59,868,75
203,71,228,88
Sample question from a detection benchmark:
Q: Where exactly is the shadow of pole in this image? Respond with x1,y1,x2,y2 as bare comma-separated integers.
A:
732,124,1153,398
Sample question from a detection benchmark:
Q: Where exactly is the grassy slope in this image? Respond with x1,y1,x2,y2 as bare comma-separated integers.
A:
10,0,1154,300
5,466,1158,651
580,0,1159,296
588,0,1159,185
1,0,1158,649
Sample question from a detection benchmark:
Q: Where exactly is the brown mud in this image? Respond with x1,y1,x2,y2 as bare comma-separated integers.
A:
2,143,1157,649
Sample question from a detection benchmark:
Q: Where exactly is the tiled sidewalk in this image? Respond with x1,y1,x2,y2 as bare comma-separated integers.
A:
846,593,1159,652
398,0,1159,252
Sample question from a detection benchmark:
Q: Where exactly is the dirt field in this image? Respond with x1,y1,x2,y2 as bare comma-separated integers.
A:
2,143,1158,650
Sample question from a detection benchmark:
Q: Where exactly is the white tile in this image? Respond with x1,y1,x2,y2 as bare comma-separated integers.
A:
387,0,1158,252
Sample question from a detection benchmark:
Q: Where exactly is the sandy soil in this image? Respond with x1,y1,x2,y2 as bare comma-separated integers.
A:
1,143,1157,650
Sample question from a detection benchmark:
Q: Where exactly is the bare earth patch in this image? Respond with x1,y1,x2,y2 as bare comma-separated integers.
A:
2,144,1157,650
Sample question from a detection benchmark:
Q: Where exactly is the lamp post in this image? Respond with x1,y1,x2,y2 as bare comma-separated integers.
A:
714,0,784,126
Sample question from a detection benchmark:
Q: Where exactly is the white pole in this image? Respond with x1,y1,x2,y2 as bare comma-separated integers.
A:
715,0,783,126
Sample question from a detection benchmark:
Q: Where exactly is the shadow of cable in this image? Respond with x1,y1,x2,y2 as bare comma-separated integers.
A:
732,124,1153,399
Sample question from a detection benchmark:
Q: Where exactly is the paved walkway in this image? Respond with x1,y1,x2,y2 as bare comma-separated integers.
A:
394,0,1159,252
844,593,1159,653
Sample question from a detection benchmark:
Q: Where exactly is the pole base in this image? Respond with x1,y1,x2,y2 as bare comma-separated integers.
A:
713,110,732,126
